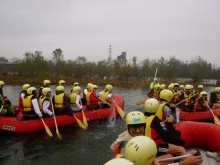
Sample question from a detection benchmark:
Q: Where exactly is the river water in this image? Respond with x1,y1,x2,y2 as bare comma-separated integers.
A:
0,85,215,165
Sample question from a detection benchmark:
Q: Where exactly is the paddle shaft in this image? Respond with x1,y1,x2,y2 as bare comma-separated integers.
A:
0,105,3,113
175,93,198,107
158,154,190,162
154,68,158,82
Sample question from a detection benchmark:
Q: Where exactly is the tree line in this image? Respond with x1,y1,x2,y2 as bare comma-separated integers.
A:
1,49,220,83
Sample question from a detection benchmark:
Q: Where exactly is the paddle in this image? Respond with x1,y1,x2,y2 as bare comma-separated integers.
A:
98,98,112,107
0,105,3,113
136,100,146,106
50,98,62,139
111,99,125,118
154,68,158,83
40,117,53,137
73,113,87,130
82,109,88,128
158,154,190,162
206,102,220,126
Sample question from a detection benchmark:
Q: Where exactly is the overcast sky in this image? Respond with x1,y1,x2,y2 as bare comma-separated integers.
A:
0,0,220,65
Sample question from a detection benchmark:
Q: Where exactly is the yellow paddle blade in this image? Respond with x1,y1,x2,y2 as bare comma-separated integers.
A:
41,118,53,137
213,115,220,127
116,105,125,118
136,100,145,106
82,111,88,128
55,126,62,139
73,115,87,130
45,125,53,137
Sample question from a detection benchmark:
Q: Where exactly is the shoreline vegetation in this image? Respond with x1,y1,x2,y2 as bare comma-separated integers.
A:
1,75,218,88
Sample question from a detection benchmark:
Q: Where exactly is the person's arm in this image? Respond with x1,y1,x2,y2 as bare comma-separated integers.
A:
152,117,185,147
76,95,82,109
179,151,203,165
20,93,25,99
32,98,43,117
42,99,53,116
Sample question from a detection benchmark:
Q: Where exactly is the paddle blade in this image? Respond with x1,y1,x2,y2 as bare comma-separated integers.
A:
41,118,53,137
55,126,62,139
116,105,125,118
74,115,87,130
213,115,220,127
82,111,88,128
136,100,145,106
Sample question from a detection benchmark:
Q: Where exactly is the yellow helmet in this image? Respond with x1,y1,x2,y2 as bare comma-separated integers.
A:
22,84,30,91
56,85,64,92
215,87,220,93
198,85,203,89
104,158,134,165
72,86,81,94
90,84,98,90
87,83,93,89
43,80,51,86
126,111,146,127
125,136,157,165
106,84,113,91
42,87,51,96
0,81,5,87
168,83,174,90
159,84,166,90
199,91,207,97
179,85,184,89
159,89,174,102
144,98,159,114
74,82,79,86
59,80,65,86
184,84,191,90
174,83,179,87
27,87,37,95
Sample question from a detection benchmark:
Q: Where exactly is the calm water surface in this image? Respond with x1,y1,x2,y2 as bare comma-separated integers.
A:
0,85,214,165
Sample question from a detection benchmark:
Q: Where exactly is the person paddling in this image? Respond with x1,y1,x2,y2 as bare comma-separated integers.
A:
22,87,43,119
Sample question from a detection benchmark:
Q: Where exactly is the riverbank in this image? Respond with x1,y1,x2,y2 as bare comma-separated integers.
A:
0,75,218,87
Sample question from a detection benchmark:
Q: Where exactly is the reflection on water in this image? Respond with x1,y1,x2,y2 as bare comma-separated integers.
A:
0,85,216,165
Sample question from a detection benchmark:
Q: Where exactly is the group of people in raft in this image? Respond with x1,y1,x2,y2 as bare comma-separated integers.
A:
146,78,220,123
0,79,114,119
106,87,219,165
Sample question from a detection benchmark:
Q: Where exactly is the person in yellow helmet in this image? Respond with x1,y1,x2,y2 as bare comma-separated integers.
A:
52,85,71,115
22,87,43,119
58,80,66,86
144,98,186,160
194,91,209,111
86,84,101,110
147,78,160,98
39,87,54,117
209,87,220,110
81,83,93,105
70,86,82,112
176,85,196,112
19,84,30,107
38,80,51,99
98,84,113,108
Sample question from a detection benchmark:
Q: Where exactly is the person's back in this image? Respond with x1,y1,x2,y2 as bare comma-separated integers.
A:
52,85,70,115
22,87,42,119
86,85,100,110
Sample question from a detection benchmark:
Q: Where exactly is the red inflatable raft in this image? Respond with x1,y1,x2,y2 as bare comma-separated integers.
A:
0,95,124,133
179,108,220,122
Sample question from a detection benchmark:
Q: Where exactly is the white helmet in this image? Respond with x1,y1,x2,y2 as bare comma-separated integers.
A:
104,158,134,165
125,136,157,165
